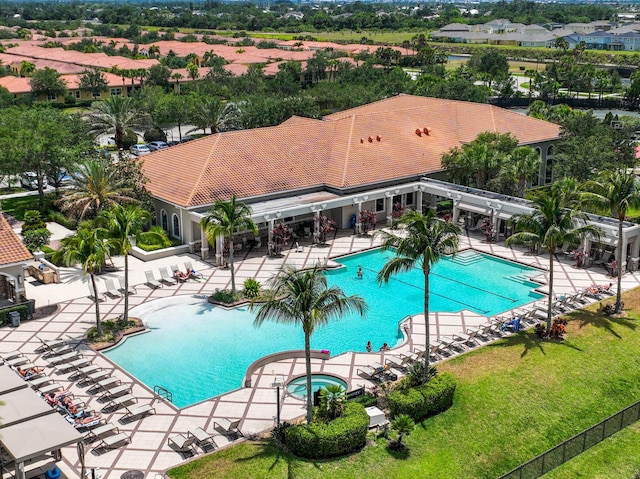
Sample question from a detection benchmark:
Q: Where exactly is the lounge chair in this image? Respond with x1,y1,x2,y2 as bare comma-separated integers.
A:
168,434,197,455
188,427,217,452
99,384,131,401
37,382,63,395
88,281,105,302
93,432,130,452
594,251,612,266
385,354,413,371
42,343,74,357
56,357,91,373
104,393,137,411
36,337,67,352
91,376,121,393
184,262,204,279
83,370,110,384
65,414,104,431
29,375,55,389
45,351,80,366
84,422,118,442
159,267,178,286
144,271,162,289
103,278,122,298
1,350,23,361
120,403,155,422
6,356,30,367
170,265,187,282
118,277,136,295
213,418,243,437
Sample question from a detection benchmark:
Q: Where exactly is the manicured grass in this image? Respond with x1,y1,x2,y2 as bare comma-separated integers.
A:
168,289,640,479
0,194,54,220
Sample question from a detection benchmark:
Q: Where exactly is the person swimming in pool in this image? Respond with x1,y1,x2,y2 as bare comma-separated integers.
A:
366,341,372,352
357,267,363,279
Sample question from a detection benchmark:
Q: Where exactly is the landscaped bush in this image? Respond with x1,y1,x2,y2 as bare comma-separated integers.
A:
0,305,28,326
242,278,261,298
352,393,378,408
210,288,240,304
284,402,369,459
136,226,172,251
22,228,51,252
22,210,47,232
388,372,456,422
47,211,77,230
86,317,137,343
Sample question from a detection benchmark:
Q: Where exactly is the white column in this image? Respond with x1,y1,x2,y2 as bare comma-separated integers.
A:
268,219,275,255
386,196,393,226
215,233,224,266
452,201,459,223
314,210,321,244
355,202,362,235
200,224,209,260
416,190,423,213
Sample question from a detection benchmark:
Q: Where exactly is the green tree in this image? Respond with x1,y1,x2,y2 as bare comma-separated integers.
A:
79,69,108,99
186,62,200,81
251,264,367,423
391,414,415,448
61,159,137,219
377,210,461,383
581,170,640,312
18,60,36,77
53,221,115,337
200,195,258,293
500,146,541,197
101,204,150,322
29,67,67,99
86,96,148,151
146,64,172,91
318,384,347,421
187,98,241,135
468,50,510,89
506,183,601,328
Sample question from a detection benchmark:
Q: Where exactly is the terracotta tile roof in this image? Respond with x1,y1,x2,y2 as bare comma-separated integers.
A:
0,72,140,94
0,215,32,265
142,95,560,208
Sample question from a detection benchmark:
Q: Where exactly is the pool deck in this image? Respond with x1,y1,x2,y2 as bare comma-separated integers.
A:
1,229,637,479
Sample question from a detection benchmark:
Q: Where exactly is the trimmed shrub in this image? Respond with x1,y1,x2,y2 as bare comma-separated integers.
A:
388,372,456,422
243,278,261,298
48,211,77,230
352,393,378,408
22,210,47,232
284,402,369,459
22,228,51,252
0,305,28,326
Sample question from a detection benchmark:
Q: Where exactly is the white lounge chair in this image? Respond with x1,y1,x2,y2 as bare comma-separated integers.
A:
118,277,136,295
144,271,162,289
121,403,155,422
94,432,130,451
88,281,105,302
104,393,137,411
99,384,131,401
159,267,178,286
168,434,197,455
184,262,204,279
170,265,187,282
104,278,122,298
188,427,217,452
36,337,67,352
1,350,23,361
214,418,243,437
84,422,118,442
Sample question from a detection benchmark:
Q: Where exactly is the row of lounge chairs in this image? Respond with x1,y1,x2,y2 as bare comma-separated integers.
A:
89,277,136,302
168,419,243,456
145,262,204,289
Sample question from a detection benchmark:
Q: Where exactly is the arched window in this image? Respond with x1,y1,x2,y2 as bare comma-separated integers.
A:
535,147,542,158
161,210,168,231
547,145,554,157
172,214,180,238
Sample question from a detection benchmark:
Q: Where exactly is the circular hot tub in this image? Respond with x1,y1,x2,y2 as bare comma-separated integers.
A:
286,374,348,399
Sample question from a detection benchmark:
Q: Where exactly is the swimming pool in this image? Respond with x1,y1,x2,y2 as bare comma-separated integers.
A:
286,375,348,399
104,249,543,408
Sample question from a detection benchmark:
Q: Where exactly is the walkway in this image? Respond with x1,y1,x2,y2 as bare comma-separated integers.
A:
1,229,637,479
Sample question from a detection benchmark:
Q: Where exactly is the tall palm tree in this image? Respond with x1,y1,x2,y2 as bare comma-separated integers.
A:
582,170,640,312
377,209,461,383
506,185,602,328
200,195,257,293
101,204,150,322
53,221,114,336
188,98,241,135
501,146,541,197
85,96,148,150
251,265,367,423
61,160,137,220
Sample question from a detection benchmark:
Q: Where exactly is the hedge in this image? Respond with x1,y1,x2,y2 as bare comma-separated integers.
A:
284,402,369,459
0,305,29,326
388,372,456,422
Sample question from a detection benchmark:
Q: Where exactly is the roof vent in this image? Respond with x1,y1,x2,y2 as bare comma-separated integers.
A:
368,136,373,143
376,135,381,142
415,128,422,137
360,138,364,143
423,127,431,136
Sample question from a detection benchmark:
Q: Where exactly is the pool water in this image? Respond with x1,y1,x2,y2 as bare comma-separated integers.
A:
286,375,348,399
104,249,543,408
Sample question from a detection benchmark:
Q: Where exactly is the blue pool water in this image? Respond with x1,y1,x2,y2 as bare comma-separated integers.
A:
104,249,543,408
286,375,348,399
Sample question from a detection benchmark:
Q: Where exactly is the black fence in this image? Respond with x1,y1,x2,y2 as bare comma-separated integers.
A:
498,399,640,479
490,96,627,110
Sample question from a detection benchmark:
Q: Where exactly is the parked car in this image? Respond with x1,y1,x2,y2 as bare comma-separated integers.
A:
130,144,151,156
47,170,73,188
167,140,180,147
179,136,195,143
147,141,169,151
20,172,47,190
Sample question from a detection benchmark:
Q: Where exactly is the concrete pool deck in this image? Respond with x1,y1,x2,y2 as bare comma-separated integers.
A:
1,229,636,479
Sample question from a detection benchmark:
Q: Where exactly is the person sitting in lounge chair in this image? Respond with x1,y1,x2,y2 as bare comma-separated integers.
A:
16,366,44,378
67,413,102,426
186,267,198,280
174,270,188,282
44,390,72,406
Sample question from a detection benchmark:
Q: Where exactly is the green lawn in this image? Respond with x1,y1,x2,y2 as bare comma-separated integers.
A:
168,290,640,479
0,194,54,221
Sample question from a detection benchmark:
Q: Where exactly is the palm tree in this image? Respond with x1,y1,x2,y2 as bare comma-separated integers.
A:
188,98,241,135
200,195,258,293
251,265,367,423
506,185,602,328
85,96,148,151
582,170,640,312
101,204,150,322
61,160,137,219
501,146,541,197
377,210,461,383
391,414,415,448
53,221,114,336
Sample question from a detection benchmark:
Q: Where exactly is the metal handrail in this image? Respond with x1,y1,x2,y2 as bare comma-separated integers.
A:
153,385,173,403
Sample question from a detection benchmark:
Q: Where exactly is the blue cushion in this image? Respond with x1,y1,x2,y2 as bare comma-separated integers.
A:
46,467,61,479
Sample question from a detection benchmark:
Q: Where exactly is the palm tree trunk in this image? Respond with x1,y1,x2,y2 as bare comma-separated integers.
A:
616,217,624,312
423,264,430,384
304,331,313,424
547,251,554,329
123,254,129,322
91,273,102,336
229,236,236,292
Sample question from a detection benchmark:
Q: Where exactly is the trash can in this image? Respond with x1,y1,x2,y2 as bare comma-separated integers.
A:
9,311,20,327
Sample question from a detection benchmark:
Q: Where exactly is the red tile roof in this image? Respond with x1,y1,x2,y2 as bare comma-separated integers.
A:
142,95,560,208
0,216,32,265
